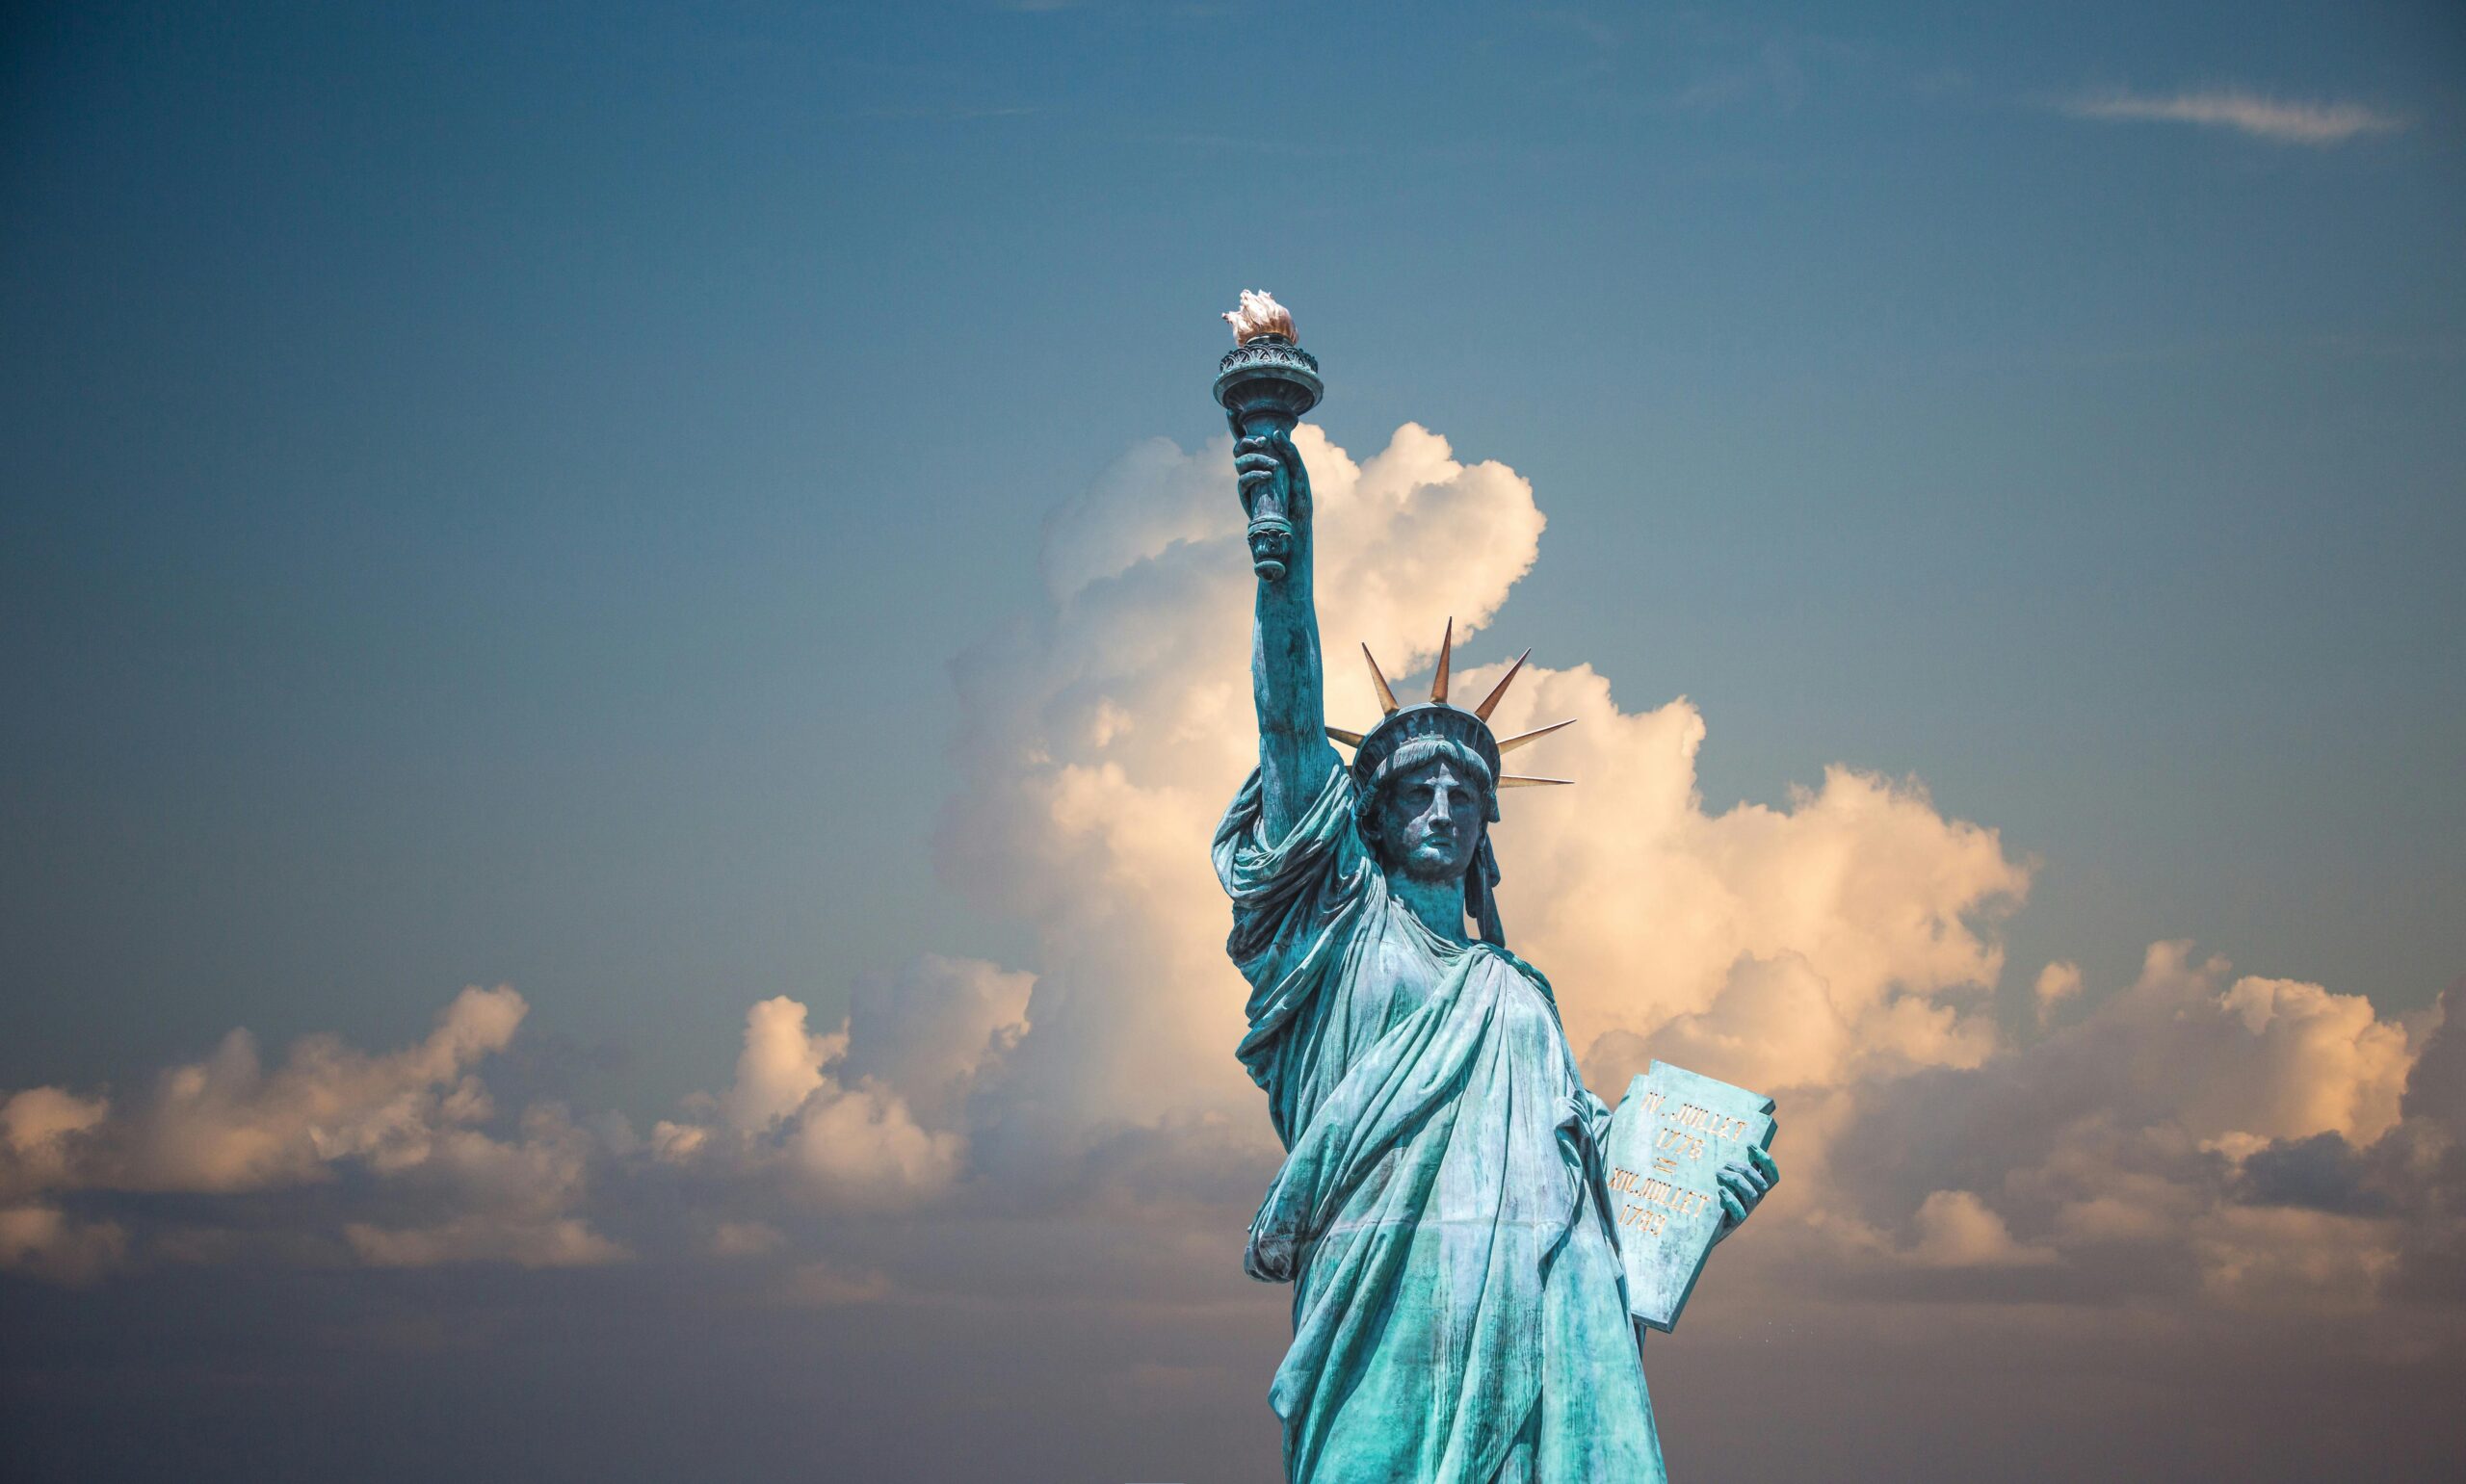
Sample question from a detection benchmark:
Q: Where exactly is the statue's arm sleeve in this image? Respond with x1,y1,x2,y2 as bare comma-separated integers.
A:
1581,1084,1617,1155
1214,760,1372,1098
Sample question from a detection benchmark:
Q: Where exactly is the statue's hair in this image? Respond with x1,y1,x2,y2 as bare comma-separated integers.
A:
1356,736,1499,840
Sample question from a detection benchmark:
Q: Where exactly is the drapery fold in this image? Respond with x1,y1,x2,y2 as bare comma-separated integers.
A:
1216,765,1666,1484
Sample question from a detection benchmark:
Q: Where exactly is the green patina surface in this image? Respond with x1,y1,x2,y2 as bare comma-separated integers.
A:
1602,1063,1778,1333
1218,767,1666,1482
1210,308,1771,1482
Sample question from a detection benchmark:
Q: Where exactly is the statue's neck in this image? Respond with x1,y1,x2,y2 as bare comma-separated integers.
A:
1386,867,1472,946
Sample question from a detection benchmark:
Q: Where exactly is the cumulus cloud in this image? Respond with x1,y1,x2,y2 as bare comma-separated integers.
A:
930,419,2034,1205
872,415,2462,1355
341,1103,624,1268
0,1086,109,1199
650,957,1030,1211
2063,88,2403,145
0,1203,127,1285
1908,1189,2058,1268
2034,960,2083,1024
721,996,842,1133
109,984,526,1193
929,423,1548,1181
1823,943,2446,1312
346,1212,620,1269
0,988,620,1277
615,417,2444,1343
9,415,2455,1372
709,1220,784,1258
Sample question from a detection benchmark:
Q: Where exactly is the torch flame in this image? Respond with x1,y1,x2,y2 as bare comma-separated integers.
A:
1223,290,1297,345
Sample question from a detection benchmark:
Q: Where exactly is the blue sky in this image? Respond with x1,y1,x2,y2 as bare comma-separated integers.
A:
3,5,2463,1478
7,0,2458,1106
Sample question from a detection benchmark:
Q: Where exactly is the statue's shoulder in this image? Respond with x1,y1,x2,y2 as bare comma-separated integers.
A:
1482,944,1558,1005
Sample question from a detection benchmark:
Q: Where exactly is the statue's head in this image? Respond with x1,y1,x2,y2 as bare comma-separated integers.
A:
1360,738,1497,884
1334,621,1574,946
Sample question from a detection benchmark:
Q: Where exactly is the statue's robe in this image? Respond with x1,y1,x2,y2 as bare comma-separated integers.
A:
1216,764,1666,1484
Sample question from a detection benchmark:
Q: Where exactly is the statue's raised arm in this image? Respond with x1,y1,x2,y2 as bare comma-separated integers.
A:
1238,426,1335,840
1216,293,1337,842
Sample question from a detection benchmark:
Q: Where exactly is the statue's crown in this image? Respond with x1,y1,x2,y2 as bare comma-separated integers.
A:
1327,618,1575,795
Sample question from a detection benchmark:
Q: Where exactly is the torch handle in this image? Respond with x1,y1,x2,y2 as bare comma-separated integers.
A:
1234,407,1299,583
1213,328,1323,586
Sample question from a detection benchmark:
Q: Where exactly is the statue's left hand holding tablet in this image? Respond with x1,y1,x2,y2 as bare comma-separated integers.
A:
1712,1144,1780,1242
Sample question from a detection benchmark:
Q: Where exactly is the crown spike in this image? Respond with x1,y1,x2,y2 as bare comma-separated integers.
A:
1362,644,1401,716
1498,774,1574,788
1325,725,1364,747
1497,717,1576,753
1472,648,1531,721
1430,617,1455,704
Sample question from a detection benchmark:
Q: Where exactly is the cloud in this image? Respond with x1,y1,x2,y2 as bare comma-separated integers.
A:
6,415,2461,1477
2034,960,2083,1024
8,420,2448,1331
929,417,2037,1235
340,1103,624,1269
2063,89,2404,145
936,422,1547,1176
708,1220,784,1258
0,988,621,1275
721,996,842,1133
345,1213,620,1269
1909,1189,2058,1267
0,1086,109,1198
1821,942,2445,1313
115,984,525,1193
0,1203,127,1285
649,956,1030,1211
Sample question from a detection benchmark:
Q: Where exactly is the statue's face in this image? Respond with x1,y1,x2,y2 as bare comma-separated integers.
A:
1376,759,1485,883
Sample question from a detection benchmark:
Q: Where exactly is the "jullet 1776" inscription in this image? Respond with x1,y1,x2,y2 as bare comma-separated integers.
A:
1606,1163,1715,1236
1605,1097,1755,1237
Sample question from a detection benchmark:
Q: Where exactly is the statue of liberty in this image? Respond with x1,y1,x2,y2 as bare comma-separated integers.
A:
1209,294,1778,1483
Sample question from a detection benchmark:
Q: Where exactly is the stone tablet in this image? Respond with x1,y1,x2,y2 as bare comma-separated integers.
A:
1601,1060,1778,1333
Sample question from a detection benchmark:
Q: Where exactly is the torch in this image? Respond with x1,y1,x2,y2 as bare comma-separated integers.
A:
1215,291,1324,582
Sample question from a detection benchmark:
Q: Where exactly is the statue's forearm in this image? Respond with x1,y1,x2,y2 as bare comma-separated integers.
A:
1253,546,1336,841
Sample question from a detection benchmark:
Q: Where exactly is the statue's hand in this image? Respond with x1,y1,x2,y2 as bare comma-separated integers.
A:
1233,427,1313,532
1712,1144,1778,1242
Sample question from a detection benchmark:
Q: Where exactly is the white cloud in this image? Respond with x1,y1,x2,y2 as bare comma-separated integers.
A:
0,1086,110,1198
2064,89,2403,145
709,1220,784,1258
1824,942,2439,1310
2034,960,2083,1025
119,984,526,1193
785,1257,895,1307
785,1082,960,1207
839,955,1034,1129
654,958,1029,1211
933,420,2031,1217
2191,1206,2400,1312
1909,1189,2058,1267
0,988,620,1276
722,996,843,1133
345,1214,621,1269
7,415,2452,1344
0,1203,127,1285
